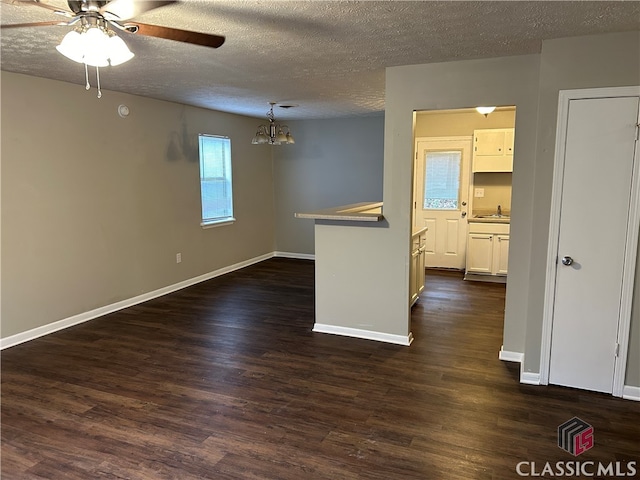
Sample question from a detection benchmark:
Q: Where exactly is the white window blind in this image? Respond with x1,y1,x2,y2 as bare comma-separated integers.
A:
199,134,234,226
423,151,461,210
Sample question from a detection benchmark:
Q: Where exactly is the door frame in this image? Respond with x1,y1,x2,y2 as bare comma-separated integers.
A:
413,136,473,268
540,86,640,397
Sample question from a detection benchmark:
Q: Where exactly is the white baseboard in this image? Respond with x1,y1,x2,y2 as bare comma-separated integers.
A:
273,251,315,260
498,347,540,385
312,323,413,346
0,252,275,350
505,358,638,399
463,273,507,284
520,371,541,385
498,347,524,363
622,385,640,401
513,372,639,401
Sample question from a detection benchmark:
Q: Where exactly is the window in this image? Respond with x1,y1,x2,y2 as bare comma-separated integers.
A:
199,134,234,226
423,150,461,210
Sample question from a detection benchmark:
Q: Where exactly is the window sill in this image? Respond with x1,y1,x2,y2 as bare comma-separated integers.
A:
201,218,236,229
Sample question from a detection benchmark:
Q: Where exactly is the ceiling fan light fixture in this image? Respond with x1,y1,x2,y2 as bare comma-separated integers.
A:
83,26,108,48
82,27,110,67
56,25,134,67
56,30,84,63
107,34,134,66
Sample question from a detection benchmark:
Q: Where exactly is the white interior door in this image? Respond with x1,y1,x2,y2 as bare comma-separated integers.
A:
414,138,471,269
549,95,639,393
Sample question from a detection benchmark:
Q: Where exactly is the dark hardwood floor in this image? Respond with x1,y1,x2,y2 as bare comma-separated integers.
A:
2,258,638,479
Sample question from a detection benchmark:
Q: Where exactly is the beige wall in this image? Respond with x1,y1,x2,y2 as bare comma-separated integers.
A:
1,72,274,338
415,109,515,215
472,173,512,215
414,109,515,137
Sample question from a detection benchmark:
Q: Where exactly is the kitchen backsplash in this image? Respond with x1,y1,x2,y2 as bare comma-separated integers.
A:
472,172,512,216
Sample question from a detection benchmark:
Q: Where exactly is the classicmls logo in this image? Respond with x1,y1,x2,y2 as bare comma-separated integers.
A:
558,417,594,456
515,417,636,476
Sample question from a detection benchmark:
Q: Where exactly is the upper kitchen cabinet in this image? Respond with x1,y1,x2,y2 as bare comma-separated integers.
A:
472,128,515,172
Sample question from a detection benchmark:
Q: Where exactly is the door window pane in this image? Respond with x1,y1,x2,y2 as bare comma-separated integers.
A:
423,151,461,210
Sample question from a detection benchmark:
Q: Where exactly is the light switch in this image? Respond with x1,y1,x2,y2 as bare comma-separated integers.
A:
474,188,485,198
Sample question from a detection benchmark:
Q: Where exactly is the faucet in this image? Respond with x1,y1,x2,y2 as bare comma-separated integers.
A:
497,204,502,216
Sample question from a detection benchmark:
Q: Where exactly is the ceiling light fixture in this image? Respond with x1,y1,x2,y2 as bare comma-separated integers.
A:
476,106,497,117
251,103,295,145
56,17,134,98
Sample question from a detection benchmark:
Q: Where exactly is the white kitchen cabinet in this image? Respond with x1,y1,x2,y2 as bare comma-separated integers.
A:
494,234,509,275
466,233,494,273
466,223,510,278
410,228,427,306
504,129,514,155
472,128,515,172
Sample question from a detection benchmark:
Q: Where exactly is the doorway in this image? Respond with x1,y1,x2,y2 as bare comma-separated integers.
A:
542,87,640,396
414,138,471,269
413,107,516,274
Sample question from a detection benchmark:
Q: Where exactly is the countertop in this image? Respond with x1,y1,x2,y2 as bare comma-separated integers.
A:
469,216,511,224
295,202,384,222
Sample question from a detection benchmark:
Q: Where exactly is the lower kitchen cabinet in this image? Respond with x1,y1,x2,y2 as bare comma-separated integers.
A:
410,227,428,305
467,233,494,274
466,223,510,278
494,234,509,275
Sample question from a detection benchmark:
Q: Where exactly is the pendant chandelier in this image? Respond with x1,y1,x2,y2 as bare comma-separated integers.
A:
251,102,295,145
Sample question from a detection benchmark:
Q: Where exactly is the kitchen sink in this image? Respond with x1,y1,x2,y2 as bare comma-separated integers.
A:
476,214,510,219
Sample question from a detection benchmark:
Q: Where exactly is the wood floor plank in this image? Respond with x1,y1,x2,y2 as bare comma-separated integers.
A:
2,259,639,479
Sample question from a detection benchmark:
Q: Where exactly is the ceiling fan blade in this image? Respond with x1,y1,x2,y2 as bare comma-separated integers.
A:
125,22,225,49
0,20,68,29
1,0,73,16
101,0,177,21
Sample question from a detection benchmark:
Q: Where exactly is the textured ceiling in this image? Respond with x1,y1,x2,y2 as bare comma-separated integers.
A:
1,1,639,119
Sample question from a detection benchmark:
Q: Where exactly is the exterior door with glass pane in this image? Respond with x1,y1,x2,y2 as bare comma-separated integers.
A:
414,138,471,269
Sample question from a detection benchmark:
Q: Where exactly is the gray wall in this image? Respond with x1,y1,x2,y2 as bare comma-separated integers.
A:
524,32,640,382
2,31,639,388
386,53,542,354
1,72,274,338
272,115,385,255
629,252,640,387
385,31,640,388
1,72,385,340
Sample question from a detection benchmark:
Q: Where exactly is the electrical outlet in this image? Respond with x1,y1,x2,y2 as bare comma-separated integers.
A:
474,188,485,198
176,253,182,264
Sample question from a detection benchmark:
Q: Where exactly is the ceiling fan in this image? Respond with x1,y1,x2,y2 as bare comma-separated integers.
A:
1,0,225,96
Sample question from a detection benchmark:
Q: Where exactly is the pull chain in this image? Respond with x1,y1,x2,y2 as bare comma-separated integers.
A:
96,66,102,98
83,63,103,99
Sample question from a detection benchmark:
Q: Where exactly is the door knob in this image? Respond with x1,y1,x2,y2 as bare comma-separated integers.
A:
461,211,467,217
561,256,574,266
